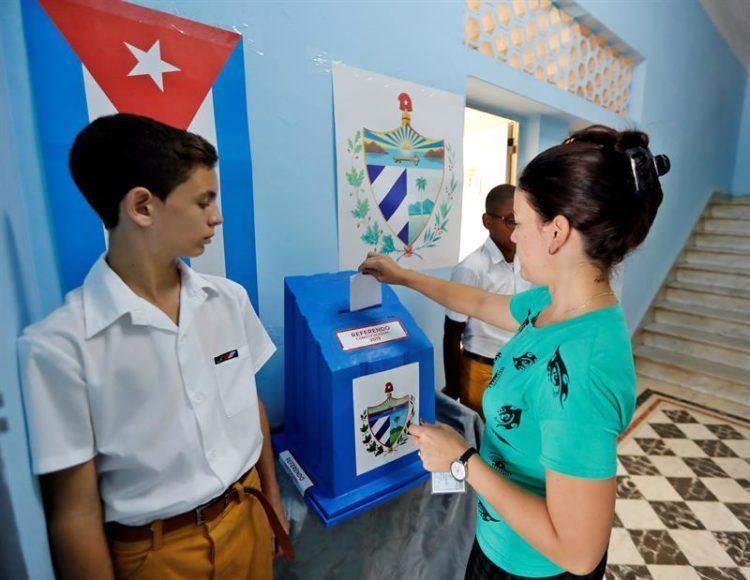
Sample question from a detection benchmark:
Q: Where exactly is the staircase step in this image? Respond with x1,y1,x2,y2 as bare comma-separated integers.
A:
709,203,750,219
634,346,750,397
697,218,750,236
692,233,750,251
641,322,750,369
675,262,750,289
653,300,750,339
711,196,750,206
665,280,750,311
636,375,750,417
682,247,750,270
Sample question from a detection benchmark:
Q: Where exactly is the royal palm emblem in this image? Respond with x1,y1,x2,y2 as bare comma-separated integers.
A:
359,381,415,456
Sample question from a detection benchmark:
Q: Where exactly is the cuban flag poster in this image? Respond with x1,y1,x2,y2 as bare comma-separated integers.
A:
21,0,259,307
334,64,464,271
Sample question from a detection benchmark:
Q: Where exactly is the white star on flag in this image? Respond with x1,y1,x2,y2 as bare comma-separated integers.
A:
125,40,180,91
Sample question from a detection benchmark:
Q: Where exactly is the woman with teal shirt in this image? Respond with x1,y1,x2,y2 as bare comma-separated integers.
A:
360,125,670,579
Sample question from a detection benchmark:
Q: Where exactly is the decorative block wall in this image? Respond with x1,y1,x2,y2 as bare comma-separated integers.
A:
464,0,635,116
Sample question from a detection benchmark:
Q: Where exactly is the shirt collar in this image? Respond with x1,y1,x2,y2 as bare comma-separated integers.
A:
483,237,511,266
83,255,218,339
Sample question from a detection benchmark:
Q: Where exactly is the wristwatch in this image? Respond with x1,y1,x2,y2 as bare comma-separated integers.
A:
450,447,478,482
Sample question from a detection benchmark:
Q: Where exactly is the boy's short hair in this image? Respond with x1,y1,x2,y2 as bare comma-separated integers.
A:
69,113,218,229
485,184,515,212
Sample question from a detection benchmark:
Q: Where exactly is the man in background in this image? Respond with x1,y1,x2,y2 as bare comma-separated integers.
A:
443,184,532,418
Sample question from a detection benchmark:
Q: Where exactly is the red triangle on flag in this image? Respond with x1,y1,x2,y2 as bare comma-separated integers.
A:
39,0,241,129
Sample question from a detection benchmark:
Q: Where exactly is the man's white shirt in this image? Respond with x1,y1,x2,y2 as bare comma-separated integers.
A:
446,238,532,359
18,256,275,525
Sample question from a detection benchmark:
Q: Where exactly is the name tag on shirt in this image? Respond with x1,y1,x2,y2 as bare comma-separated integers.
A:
214,349,239,365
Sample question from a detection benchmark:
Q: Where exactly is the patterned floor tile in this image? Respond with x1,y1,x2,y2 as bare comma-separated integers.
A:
693,566,746,580
701,479,750,503
683,458,731,478
630,530,689,565
609,527,648,565
706,425,746,440
606,563,652,579
614,512,624,528
713,458,750,480
616,392,750,580
723,440,750,458
669,530,738,567
724,504,750,530
648,411,675,424
616,500,668,530
666,440,710,458
621,438,648,455
637,438,677,456
650,501,704,530
688,502,747,532
667,478,719,501
694,440,739,459
647,565,702,579
649,456,697,478
619,476,646,499
631,476,683,501
712,532,750,567
634,423,663,439
694,413,735,426
663,410,699,424
653,424,689,439
679,424,720,440
622,456,662,476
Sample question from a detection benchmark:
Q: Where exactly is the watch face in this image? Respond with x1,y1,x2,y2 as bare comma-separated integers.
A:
451,460,466,481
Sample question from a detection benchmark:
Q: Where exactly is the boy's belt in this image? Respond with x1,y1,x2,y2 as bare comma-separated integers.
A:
462,349,494,366
105,467,294,559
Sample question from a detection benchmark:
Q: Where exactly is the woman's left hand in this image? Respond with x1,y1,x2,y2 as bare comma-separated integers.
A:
409,421,471,473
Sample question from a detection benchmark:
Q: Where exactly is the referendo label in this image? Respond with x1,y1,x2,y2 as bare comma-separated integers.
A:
335,320,408,351
279,450,313,496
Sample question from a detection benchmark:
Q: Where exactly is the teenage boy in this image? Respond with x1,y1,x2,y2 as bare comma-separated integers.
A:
443,184,532,418
18,113,290,579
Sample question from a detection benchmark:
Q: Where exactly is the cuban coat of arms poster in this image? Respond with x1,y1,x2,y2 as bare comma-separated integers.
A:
334,64,464,270
352,362,420,476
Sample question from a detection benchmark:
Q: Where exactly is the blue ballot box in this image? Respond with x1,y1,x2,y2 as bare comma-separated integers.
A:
272,271,435,526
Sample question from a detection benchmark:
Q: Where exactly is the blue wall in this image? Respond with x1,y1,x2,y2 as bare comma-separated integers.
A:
1,1,60,577
1,0,748,571
732,76,750,196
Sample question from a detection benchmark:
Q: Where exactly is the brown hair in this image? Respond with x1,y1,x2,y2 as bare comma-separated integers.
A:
69,113,218,229
518,125,670,270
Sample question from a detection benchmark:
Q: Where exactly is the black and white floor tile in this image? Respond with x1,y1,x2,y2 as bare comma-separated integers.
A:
606,390,750,580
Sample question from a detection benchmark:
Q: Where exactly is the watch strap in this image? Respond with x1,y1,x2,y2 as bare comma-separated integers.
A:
459,446,478,465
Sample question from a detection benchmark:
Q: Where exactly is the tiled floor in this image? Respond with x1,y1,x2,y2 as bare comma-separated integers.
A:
606,388,750,580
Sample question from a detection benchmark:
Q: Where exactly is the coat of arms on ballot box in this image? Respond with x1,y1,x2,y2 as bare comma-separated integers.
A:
353,363,419,476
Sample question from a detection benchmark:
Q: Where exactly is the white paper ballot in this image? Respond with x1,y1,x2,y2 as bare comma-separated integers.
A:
349,273,382,312
431,471,466,494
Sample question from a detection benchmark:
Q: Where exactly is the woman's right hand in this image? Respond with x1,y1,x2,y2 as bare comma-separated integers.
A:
358,251,408,285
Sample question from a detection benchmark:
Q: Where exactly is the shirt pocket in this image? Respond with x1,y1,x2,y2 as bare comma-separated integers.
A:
213,344,254,418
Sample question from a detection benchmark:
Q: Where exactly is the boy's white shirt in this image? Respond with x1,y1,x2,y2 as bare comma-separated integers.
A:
446,237,533,359
18,255,275,525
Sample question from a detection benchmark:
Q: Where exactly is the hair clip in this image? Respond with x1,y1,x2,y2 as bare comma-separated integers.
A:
625,147,670,196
